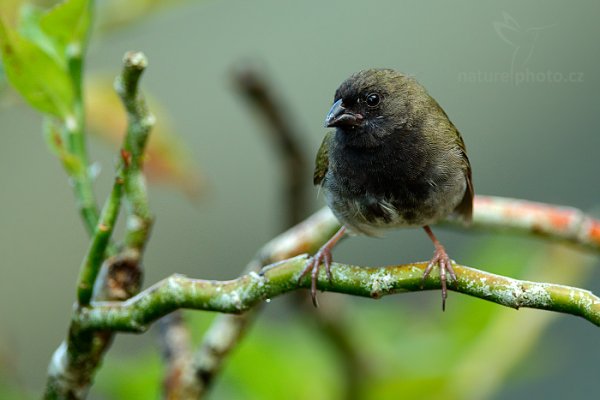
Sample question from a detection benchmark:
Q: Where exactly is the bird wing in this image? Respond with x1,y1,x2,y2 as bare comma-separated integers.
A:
453,131,474,223
429,99,474,223
313,131,333,186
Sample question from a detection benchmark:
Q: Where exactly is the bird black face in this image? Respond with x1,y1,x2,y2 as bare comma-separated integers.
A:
326,69,406,148
325,91,383,128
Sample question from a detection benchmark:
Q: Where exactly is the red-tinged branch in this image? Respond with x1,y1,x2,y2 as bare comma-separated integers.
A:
465,196,600,250
267,196,600,253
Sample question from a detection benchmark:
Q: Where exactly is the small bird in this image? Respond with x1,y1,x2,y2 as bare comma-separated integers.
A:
302,69,473,309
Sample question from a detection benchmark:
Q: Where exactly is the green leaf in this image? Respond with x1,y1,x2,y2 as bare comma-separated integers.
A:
39,0,93,60
0,18,74,118
0,60,6,90
18,5,62,66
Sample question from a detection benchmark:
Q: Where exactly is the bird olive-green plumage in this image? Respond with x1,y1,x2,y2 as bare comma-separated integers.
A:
303,68,473,309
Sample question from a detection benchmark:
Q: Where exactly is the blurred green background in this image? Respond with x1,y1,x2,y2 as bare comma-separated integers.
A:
1,0,599,398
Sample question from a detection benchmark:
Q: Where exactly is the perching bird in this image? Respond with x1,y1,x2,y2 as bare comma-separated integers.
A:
301,69,473,309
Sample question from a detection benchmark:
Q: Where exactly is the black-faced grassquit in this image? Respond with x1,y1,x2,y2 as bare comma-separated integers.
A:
302,68,473,309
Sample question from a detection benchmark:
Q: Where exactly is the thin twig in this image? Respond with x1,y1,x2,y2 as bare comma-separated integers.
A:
77,177,124,306
114,51,154,254
157,312,195,399
232,62,309,227
64,18,98,236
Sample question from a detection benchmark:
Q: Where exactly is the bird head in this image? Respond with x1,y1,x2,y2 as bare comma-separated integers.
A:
325,69,420,148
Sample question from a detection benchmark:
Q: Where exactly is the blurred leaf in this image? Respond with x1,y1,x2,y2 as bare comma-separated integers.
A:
17,6,56,63
96,0,187,31
1,0,24,26
367,375,447,400
94,350,162,399
0,18,74,118
0,341,34,400
0,0,92,117
0,383,34,400
207,313,342,400
85,76,205,199
0,61,5,91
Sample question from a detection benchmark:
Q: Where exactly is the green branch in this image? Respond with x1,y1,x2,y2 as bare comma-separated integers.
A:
74,50,154,308
76,177,124,306
45,51,153,400
75,255,600,332
114,51,154,252
63,2,97,236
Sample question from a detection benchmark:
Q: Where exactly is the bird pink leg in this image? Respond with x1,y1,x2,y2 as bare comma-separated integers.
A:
299,226,347,307
422,225,457,311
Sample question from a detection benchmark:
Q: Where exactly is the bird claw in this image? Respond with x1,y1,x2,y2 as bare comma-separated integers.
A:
299,247,333,307
297,226,346,307
423,245,456,311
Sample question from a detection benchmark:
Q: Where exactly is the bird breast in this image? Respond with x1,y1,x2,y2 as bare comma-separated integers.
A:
323,139,467,236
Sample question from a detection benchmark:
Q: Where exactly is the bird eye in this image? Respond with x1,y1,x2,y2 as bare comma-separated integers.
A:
365,93,380,107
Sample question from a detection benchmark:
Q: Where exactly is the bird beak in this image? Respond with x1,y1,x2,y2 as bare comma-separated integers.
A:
324,99,363,128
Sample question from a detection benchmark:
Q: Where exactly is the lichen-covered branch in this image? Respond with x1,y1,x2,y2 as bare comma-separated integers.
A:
187,194,600,397
74,255,600,331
